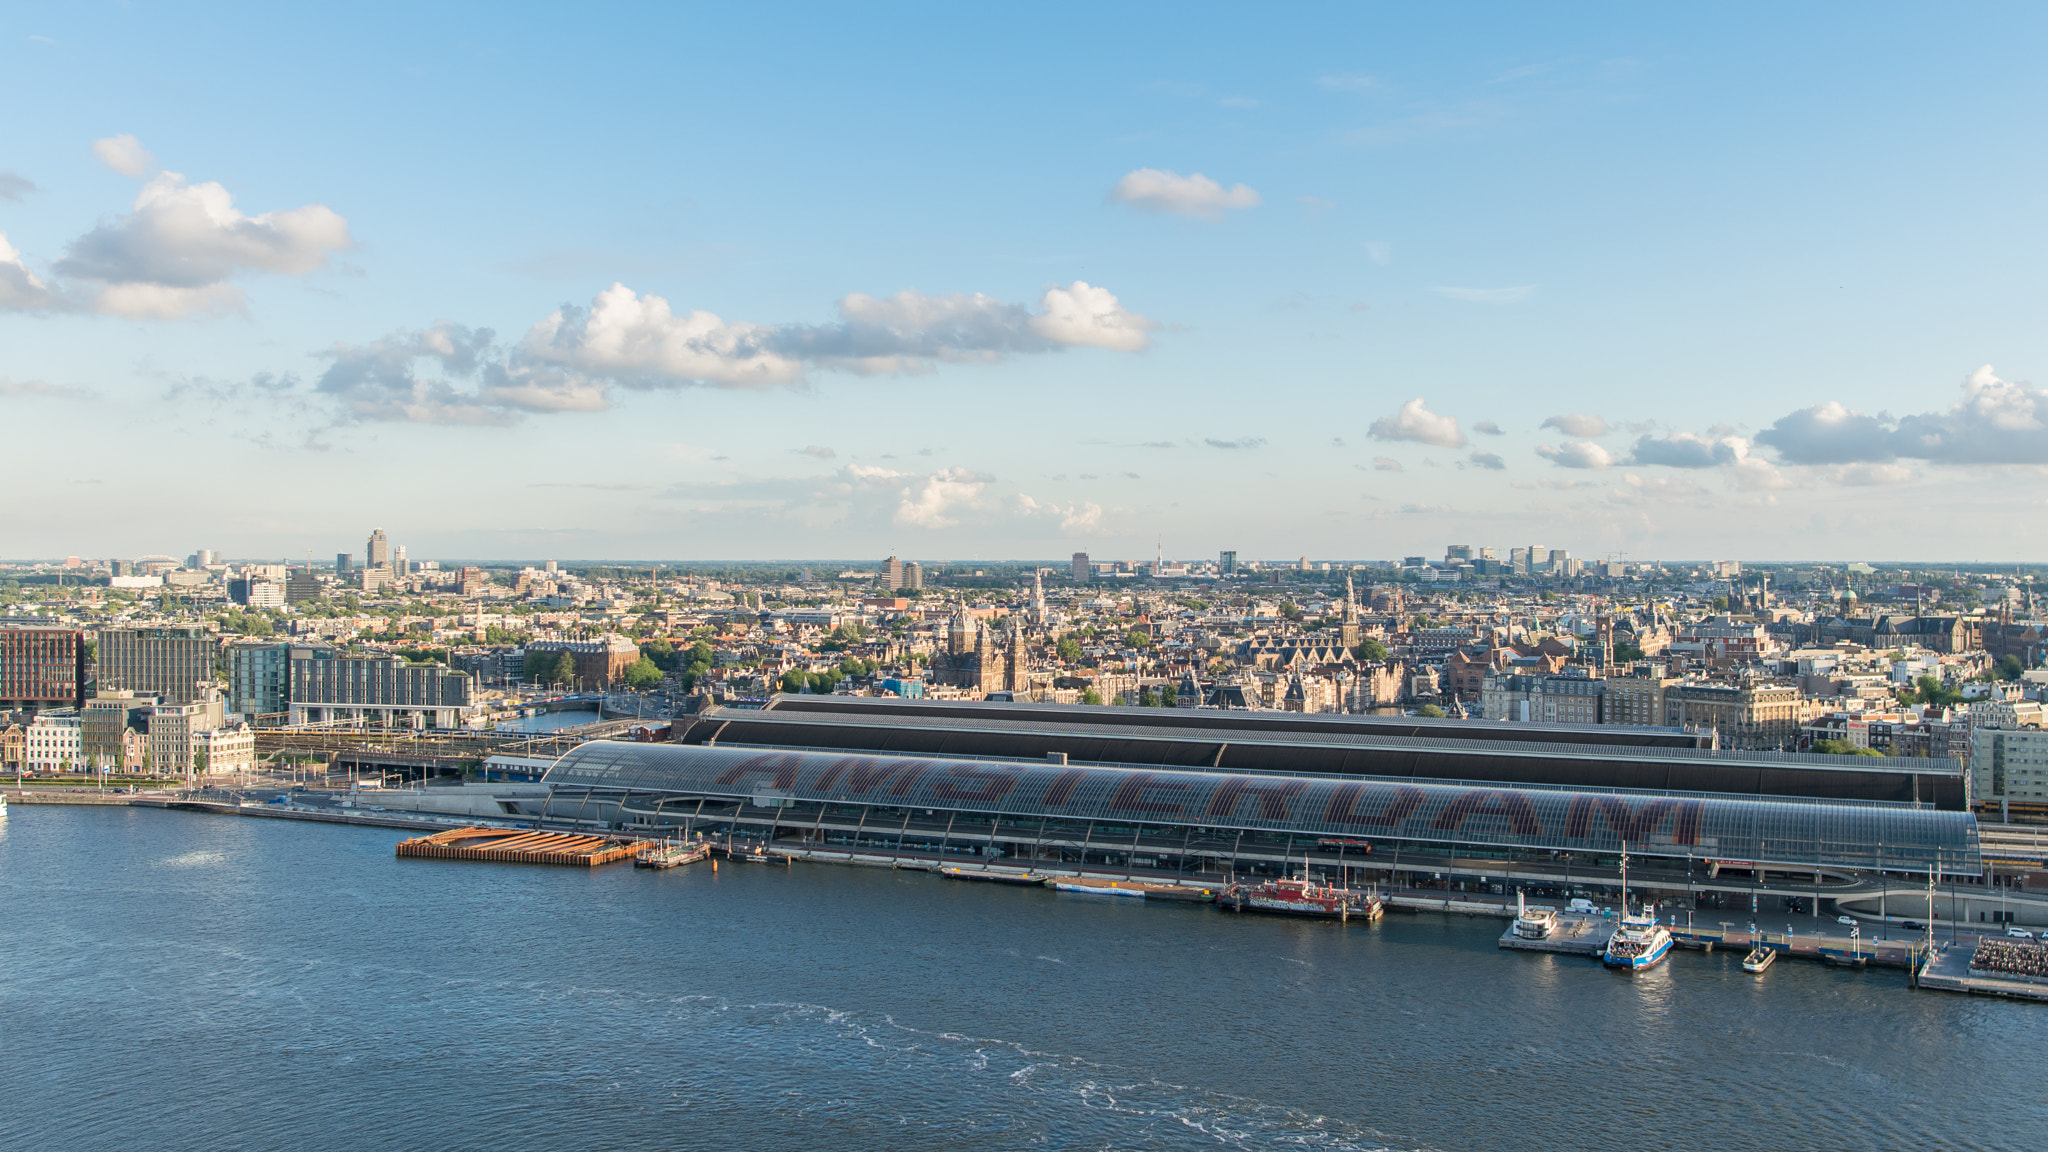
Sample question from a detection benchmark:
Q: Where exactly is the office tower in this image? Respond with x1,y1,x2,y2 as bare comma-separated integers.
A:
393,544,408,575
336,553,352,573
903,561,923,590
1445,544,1474,564
1071,552,1090,582
884,555,904,591
0,626,87,711
1219,550,1238,576
96,625,220,704
366,528,391,569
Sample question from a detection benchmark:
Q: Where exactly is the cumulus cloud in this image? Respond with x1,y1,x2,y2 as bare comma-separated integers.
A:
523,280,1153,390
1540,413,1610,438
91,134,155,177
1431,285,1535,303
1754,400,1892,464
1468,450,1506,470
1472,420,1503,436
0,233,62,310
1626,431,1747,468
1535,440,1615,469
1369,398,1465,448
895,466,992,528
1018,494,1108,534
0,171,34,201
1108,168,1262,219
54,168,351,318
1370,456,1403,472
1205,436,1266,449
1758,365,2048,466
314,322,607,425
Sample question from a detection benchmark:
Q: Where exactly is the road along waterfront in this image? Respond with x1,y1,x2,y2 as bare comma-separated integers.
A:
3,804,2045,1152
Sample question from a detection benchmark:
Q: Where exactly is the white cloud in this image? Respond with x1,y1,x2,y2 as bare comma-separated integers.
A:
1369,398,1465,448
1431,285,1535,303
1205,436,1266,449
1108,168,1262,219
1028,281,1155,351
1536,440,1615,469
895,466,992,529
91,133,155,177
0,171,34,202
1472,420,1503,436
56,171,351,318
1018,494,1109,535
798,445,836,459
1541,412,1610,438
1627,431,1747,468
1757,365,2048,465
1469,450,1506,470
0,233,61,310
1370,456,1403,472
523,283,802,388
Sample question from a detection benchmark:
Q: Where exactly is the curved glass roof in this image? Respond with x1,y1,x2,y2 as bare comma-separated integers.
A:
548,742,1980,874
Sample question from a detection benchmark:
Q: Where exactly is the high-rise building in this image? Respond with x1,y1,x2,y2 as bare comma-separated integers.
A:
366,528,391,569
903,561,923,590
336,552,353,573
1445,545,1474,564
1071,552,1091,583
1219,550,1238,576
884,555,905,591
0,627,87,711
96,626,220,704
393,544,408,575
286,569,323,604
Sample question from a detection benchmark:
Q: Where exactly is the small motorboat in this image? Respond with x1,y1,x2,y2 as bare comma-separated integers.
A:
1742,945,1777,974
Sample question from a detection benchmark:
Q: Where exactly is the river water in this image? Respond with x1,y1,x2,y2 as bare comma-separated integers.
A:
2,806,2040,1151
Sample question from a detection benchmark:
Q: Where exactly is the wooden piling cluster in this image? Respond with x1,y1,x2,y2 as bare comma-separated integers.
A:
396,826,647,867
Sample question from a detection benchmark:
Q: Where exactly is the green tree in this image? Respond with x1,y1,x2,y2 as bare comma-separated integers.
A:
1139,688,1161,707
1080,687,1104,705
641,637,677,669
1125,629,1151,648
1997,654,2026,681
780,669,807,693
1279,600,1303,622
550,651,578,687
1355,638,1388,661
1160,684,1178,708
1811,737,1884,756
1711,596,1730,612
623,657,663,689
1416,704,1445,718
1056,637,1084,663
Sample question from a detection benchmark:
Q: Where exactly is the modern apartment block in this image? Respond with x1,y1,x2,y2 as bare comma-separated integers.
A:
95,625,220,704
287,651,476,728
0,626,87,711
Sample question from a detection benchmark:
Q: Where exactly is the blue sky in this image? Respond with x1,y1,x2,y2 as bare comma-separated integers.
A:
4,3,2046,562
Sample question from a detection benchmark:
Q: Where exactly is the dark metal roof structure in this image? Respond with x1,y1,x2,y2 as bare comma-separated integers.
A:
761,695,1716,749
546,742,1980,874
672,699,1966,809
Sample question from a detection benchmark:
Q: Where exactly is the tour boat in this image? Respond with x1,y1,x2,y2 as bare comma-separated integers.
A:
1226,872,1383,920
1051,878,1146,897
1741,945,1776,973
1601,845,1674,970
1512,891,1557,939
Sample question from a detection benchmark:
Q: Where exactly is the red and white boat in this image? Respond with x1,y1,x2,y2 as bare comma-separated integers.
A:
1226,873,1383,920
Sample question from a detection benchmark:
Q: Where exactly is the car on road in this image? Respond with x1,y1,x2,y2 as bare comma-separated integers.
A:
2007,926,2035,940
1837,915,1857,925
1902,921,1925,931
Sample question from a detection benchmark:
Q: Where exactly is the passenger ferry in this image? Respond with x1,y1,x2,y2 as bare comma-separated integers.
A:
1601,845,1674,971
1227,871,1383,920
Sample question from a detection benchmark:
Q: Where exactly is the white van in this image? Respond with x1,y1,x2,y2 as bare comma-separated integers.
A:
1566,898,1599,915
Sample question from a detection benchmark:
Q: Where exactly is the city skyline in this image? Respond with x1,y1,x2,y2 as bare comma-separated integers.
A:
5,6,2048,560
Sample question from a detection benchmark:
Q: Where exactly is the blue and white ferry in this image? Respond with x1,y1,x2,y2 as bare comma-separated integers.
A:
1601,843,1674,970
